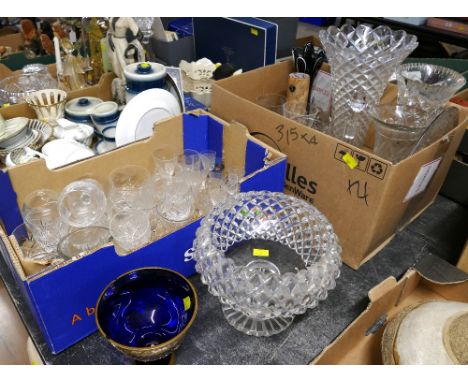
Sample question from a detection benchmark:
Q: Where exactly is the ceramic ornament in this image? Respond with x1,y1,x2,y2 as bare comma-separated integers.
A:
180,58,216,81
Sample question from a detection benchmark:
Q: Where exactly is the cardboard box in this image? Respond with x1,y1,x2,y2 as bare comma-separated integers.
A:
0,71,115,117
0,111,287,354
313,254,468,364
457,241,468,273
211,60,468,269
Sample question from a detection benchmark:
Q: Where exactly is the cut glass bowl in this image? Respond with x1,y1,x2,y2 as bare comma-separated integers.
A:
192,191,342,337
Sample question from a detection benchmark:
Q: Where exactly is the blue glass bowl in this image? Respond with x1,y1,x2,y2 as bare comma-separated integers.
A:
95,267,197,362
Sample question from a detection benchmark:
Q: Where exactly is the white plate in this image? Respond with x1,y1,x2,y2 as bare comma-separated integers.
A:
115,88,181,147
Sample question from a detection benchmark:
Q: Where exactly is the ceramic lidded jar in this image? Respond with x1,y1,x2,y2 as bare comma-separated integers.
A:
65,97,103,124
123,62,167,103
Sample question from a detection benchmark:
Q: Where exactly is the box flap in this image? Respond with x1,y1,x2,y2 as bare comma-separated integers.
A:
313,255,468,364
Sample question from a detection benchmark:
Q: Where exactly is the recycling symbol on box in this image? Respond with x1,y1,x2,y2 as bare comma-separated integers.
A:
371,163,383,175
367,158,387,180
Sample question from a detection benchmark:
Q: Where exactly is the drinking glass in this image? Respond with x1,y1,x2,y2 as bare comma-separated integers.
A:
177,149,206,192
22,189,66,253
110,210,151,253
152,146,178,180
199,150,217,172
256,94,287,115
156,178,194,223
11,223,60,264
58,178,108,228
108,165,155,211
283,101,325,130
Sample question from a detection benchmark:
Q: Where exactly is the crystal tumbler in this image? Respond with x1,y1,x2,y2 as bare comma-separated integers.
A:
22,189,66,253
319,24,418,147
192,191,342,337
109,165,155,211
110,210,151,253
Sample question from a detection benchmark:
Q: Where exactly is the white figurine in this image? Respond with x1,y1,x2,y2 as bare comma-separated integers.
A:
107,17,146,103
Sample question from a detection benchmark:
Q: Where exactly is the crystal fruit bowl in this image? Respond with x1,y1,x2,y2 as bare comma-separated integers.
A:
192,191,342,337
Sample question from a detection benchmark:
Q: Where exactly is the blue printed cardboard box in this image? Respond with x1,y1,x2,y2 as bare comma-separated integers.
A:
0,110,287,354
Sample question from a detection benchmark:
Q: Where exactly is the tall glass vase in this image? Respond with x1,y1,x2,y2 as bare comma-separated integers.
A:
319,24,418,147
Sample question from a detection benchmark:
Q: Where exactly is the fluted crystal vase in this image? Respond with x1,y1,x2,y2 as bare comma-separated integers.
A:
192,191,342,337
397,63,466,125
319,24,418,147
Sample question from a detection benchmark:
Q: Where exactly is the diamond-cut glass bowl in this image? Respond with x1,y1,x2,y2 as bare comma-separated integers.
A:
192,191,342,337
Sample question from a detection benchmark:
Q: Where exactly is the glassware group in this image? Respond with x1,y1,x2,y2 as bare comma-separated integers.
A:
16,147,242,269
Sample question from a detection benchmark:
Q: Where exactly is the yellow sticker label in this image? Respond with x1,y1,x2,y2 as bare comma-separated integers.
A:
183,296,191,311
342,152,358,169
253,248,269,257
250,28,259,37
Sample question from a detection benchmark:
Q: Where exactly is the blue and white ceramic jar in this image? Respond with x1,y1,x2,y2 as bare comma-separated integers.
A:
64,97,103,124
90,101,120,137
124,62,167,103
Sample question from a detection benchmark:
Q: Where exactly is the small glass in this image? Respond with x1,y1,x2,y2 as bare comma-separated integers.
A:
110,210,151,253
156,178,194,223
58,178,107,228
108,165,155,211
22,189,66,253
177,149,206,191
199,150,217,172
152,146,178,179
256,93,287,115
283,101,324,130
11,223,60,264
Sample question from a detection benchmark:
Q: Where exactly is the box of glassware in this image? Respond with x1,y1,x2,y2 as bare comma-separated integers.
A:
0,110,287,354
211,59,468,270
312,254,468,365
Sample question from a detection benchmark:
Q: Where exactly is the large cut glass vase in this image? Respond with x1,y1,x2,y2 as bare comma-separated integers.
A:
319,24,418,147
192,191,342,337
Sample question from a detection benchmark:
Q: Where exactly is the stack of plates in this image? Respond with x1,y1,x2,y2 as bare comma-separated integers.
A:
0,119,52,161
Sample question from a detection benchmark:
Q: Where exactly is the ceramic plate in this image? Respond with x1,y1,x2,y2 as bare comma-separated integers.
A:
115,89,181,147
